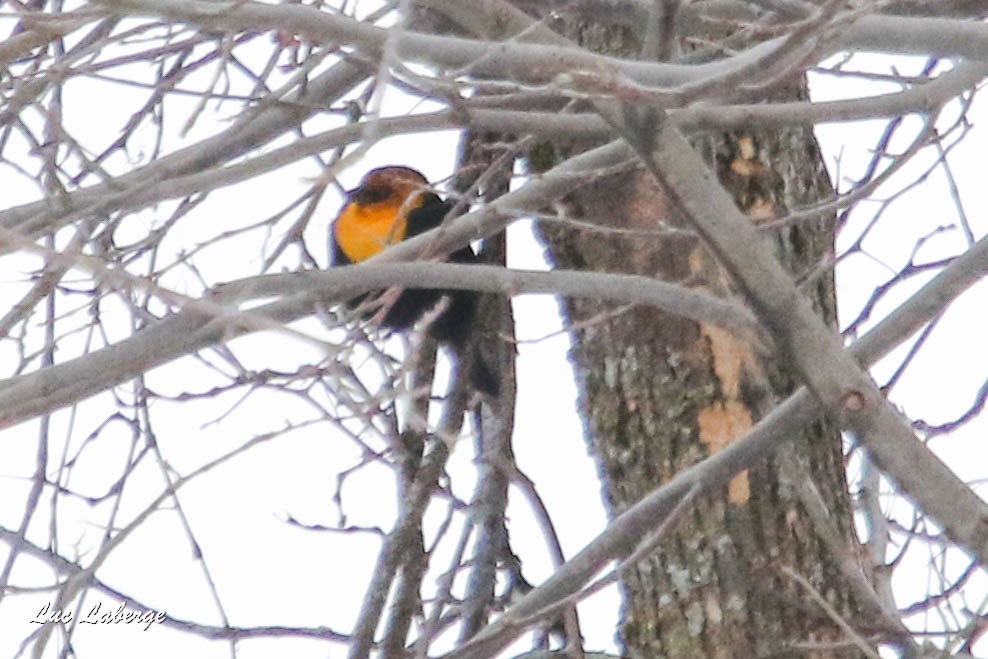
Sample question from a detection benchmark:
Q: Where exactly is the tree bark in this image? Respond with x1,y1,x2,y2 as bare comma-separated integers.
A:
528,7,876,658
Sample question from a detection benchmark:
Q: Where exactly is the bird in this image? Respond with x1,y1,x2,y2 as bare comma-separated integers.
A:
330,166,498,395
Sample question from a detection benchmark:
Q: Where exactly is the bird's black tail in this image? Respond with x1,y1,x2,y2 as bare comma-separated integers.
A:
428,290,499,397
466,343,500,397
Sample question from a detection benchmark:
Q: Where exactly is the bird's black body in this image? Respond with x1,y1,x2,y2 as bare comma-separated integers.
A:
330,167,497,395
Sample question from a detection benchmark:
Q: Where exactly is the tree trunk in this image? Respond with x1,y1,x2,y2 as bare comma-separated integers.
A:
529,8,874,658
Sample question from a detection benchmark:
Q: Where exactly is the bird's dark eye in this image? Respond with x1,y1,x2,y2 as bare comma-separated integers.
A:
351,186,390,204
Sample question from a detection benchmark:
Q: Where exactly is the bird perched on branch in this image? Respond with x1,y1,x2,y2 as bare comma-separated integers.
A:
330,166,497,395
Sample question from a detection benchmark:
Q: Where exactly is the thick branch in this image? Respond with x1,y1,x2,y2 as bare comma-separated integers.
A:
0,258,755,427
630,114,988,565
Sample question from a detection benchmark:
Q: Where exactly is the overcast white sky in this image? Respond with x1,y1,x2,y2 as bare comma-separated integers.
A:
0,18,986,659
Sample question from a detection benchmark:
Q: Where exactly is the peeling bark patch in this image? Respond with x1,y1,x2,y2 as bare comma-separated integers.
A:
840,389,866,412
701,324,758,399
729,135,766,179
737,135,757,160
696,324,762,504
697,401,752,504
746,197,776,222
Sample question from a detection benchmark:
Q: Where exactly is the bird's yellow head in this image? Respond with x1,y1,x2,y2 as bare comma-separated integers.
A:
332,166,431,263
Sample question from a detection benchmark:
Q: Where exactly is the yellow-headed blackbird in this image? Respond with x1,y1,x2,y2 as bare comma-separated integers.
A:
330,166,497,395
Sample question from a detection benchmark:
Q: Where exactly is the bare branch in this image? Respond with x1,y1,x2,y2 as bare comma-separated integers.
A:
618,112,988,565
